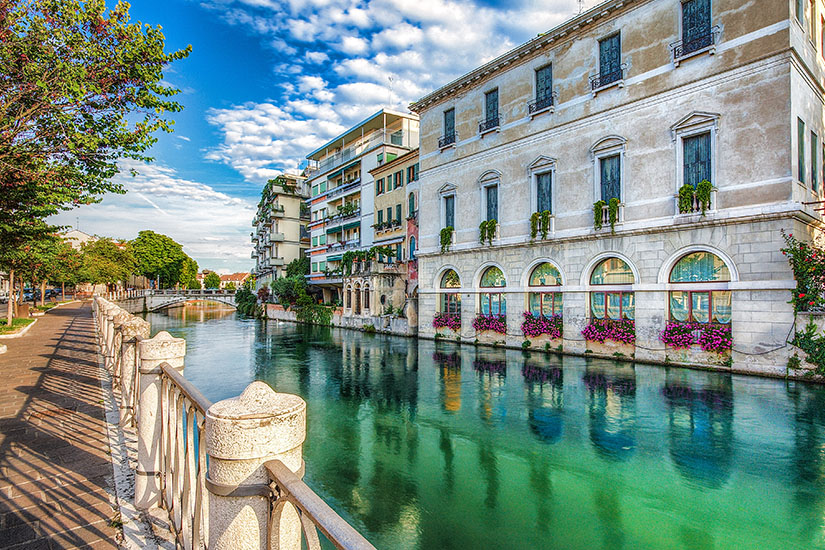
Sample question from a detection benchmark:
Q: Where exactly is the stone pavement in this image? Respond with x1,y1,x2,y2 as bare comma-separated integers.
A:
0,302,120,549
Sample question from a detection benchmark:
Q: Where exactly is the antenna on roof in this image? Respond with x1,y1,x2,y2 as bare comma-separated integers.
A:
578,0,585,14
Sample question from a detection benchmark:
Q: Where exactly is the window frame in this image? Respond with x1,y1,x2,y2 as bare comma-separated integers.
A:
671,112,719,211
667,289,731,325
591,138,626,205
590,290,634,321
813,131,819,193
799,118,807,184
478,266,506,317
439,269,461,315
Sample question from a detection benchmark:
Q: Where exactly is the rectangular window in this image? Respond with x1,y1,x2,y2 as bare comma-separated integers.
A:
376,178,383,195
444,195,455,228
813,132,819,192
444,108,455,138
312,185,319,197
312,236,318,247
387,152,397,163
395,170,403,189
486,185,498,221
484,89,499,125
377,153,384,164
598,33,621,84
681,0,711,54
821,16,824,54
396,204,402,223
396,244,402,261
812,0,818,40
799,118,807,183
319,261,326,272
377,210,383,224
386,207,392,224
683,132,711,188
798,0,805,22
536,65,552,101
320,235,326,245
599,155,621,201
537,172,552,213
312,262,318,273
319,182,327,193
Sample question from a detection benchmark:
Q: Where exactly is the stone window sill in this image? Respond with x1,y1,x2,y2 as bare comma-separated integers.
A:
529,106,554,119
673,45,716,67
591,79,624,97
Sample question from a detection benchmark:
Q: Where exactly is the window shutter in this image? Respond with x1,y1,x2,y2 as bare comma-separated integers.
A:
600,155,621,201
683,132,711,188
486,185,498,221
485,89,498,122
537,173,552,213
444,109,455,137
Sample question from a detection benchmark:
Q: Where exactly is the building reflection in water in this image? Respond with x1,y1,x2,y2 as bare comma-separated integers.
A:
522,356,564,444
473,349,506,425
662,372,733,488
433,346,462,413
584,361,637,461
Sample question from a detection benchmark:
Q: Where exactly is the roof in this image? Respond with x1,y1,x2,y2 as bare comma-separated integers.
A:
220,272,250,282
306,109,418,161
409,0,632,112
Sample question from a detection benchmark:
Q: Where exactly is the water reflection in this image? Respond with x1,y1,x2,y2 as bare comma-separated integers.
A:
147,311,825,550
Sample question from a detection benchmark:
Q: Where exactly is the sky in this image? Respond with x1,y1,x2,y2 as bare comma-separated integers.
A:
51,0,596,274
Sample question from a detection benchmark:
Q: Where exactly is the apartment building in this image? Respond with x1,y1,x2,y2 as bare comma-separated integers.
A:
252,173,310,289
305,109,419,303
410,0,822,376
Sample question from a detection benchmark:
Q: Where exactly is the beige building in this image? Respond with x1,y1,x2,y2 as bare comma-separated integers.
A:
410,0,823,377
252,174,310,289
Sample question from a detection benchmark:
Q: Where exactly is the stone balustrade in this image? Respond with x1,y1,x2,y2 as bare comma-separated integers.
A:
92,295,375,550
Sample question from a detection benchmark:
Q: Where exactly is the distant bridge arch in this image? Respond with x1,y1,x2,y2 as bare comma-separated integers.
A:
114,289,238,313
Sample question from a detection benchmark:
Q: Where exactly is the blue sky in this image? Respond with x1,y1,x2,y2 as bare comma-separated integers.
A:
52,0,591,273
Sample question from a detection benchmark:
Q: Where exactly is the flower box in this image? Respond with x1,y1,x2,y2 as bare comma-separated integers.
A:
433,313,461,332
472,314,506,335
585,338,635,358
521,313,562,351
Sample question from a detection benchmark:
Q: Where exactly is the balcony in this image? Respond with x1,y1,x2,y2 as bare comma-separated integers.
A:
478,117,499,135
268,257,285,267
590,67,625,93
670,27,720,66
595,202,625,231
271,232,285,242
438,132,456,149
674,188,717,218
307,130,417,178
325,208,361,230
327,239,361,253
251,250,257,259
272,204,285,217
326,179,361,201
373,219,402,234
528,94,554,116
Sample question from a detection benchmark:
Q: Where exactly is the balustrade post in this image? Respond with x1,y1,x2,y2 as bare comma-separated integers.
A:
136,331,186,510
206,382,306,550
112,311,131,381
103,305,119,372
118,316,150,426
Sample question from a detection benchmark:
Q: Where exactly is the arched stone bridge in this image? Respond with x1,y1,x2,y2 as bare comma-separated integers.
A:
114,289,238,313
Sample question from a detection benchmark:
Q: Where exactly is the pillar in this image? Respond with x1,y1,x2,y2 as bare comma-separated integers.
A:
119,316,151,426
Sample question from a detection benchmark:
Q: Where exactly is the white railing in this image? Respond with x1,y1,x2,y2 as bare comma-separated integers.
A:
92,296,375,550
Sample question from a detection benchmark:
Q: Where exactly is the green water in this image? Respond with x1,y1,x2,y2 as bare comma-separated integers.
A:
147,308,825,550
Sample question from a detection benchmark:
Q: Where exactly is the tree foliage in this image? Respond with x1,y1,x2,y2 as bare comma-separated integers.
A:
203,272,221,289
271,276,305,306
0,0,190,248
81,237,135,285
285,256,310,278
131,230,186,288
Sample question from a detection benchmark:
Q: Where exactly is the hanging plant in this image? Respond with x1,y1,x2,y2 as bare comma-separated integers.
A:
485,219,497,245
608,198,620,232
440,227,454,253
479,221,488,244
540,210,551,239
341,251,356,276
696,180,713,215
593,200,606,230
678,184,695,213
530,212,540,240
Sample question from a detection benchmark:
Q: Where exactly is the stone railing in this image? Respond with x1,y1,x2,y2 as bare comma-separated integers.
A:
92,296,375,550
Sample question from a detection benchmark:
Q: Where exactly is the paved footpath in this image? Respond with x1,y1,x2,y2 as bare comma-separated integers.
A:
0,302,120,549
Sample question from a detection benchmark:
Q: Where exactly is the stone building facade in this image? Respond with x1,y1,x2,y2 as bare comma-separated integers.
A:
410,0,824,377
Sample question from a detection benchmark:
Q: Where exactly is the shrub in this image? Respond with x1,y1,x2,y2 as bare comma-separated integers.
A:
521,312,562,339
362,323,376,333
678,184,695,213
581,318,635,344
781,230,825,313
472,314,507,334
440,227,454,253
433,312,461,331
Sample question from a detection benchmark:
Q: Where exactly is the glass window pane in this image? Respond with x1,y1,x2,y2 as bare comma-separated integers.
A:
536,65,552,100
600,155,621,202
480,266,506,287
692,292,710,323
622,292,635,320
591,292,605,319
481,293,491,315
670,291,690,322
591,257,634,285
670,252,731,282
444,109,455,135
537,173,552,213
441,269,460,288
683,132,711,188
529,293,542,316
529,263,561,286
444,195,455,228
486,185,498,221
606,292,621,320
553,293,563,316
799,118,806,183
541,294,553,317
712,291,732,324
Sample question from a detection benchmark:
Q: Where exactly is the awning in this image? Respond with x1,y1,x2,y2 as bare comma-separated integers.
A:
326,161,360,182
326,255,342,261
326,226,342,234
374,236,405,246
343,221,361,231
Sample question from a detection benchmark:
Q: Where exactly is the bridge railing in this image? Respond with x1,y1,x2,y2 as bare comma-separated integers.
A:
92,295,375,550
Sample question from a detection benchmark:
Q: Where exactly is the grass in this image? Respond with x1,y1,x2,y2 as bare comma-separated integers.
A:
0,317,35,335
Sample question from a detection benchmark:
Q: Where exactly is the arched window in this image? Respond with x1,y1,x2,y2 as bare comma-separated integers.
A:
409,236,417,260
669,252,731,324
346,286,352,309
590,257,634,320
440,269,461,315
363,285,371,313
408,192,416,217
479,266,506,316
528,263,562,317
354,283,361,315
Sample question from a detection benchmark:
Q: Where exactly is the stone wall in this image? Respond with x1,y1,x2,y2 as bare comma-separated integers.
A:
265,303,412,336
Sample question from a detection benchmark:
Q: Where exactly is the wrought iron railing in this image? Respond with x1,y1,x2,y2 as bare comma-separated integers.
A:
670,27,719,61
528,95,554,114
478,117,499,133
438,132,456,148
590,68,624,91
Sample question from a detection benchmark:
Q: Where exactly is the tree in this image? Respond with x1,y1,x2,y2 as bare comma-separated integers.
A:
179,256,199,289
131,230,186,288
257,284,271,303
50,242,84,299
224,282,236,291
243,275,256,292
203,272,221,289
185,277,202,290
0,0,190,249
81,238,136,287
285,257,310,278
271,276,306,306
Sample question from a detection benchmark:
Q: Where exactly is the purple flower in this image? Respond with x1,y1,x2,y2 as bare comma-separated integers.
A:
660,321,732,353
433,313,461,330
473,314,507,334
521,312,563,338
581,319,636,344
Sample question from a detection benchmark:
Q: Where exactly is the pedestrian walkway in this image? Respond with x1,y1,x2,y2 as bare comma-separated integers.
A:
0,302,120,549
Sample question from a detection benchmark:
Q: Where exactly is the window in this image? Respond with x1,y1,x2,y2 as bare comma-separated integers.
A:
320,235,326,245
377,153,384,164
312,262,318,273
395,170,403,189
387,153,397,163
813,132,819,192
444,195,455,228
386,207,392,225
821,16,824,53
537,172,552,213
378,210,383,224
683,132,712,188
485,184,498,221
319,261,326,272
409,236,416,260
811,0,817,40
319,182,327,193
530,64,553,113
396,244,402,261
528,263,562,317
312,185,319,197
600,155,621,202
440,269,461,315
442,109,456,147
798,0,805,22
364,287,370,311
346,287,352,309
669,252,731,325
681,0,712,55
590,257,634,321
376,178,384,195
480,88,499,132
479,266,506,316
396,204,402,223
407,163,419,183
598,33,622,86
799,118,806,183
312,236,318,247
408,192,415,216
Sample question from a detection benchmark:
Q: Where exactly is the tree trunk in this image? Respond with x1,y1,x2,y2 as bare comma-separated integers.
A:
6,270,13,326
62,282,65,301
39,280,46,308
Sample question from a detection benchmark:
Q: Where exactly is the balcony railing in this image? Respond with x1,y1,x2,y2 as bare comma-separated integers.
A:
325,208,361,228
271,232,285,242
269,257,285,267
326,178,361,200
478,117,500,134
670,27,720,63
438,132,456,148
307,129,418,177
675,188,716,216
328,239,361,252
590,67,624,91
528,94,554,114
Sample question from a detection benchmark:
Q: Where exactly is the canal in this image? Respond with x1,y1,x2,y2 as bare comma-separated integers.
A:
147,307,825,550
